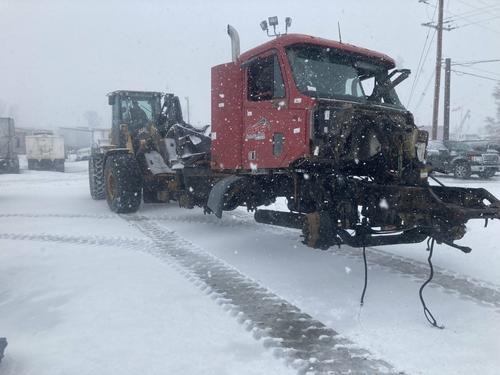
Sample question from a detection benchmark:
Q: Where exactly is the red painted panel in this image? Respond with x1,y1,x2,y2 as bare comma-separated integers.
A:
210,62,243,170
241,49,311,170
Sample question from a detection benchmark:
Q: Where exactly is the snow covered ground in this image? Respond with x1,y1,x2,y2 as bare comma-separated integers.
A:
1,161,499,374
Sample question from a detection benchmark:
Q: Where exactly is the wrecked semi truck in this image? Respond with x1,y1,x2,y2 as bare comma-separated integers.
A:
26,134,65,172
89,24,500,254
0,117,20,174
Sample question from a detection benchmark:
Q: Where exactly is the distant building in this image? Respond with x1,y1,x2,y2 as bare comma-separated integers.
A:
58,127,92,152
58,127,110,152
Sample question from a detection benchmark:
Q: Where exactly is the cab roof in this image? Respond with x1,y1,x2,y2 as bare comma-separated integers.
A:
239,34,395,69
107,90,163,97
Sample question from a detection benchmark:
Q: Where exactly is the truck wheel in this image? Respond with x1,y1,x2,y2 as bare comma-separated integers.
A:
89,154,105,200
486,169,497,178
104,153,142,213
453,162,471,179
55,160,65,172
480,169,497,179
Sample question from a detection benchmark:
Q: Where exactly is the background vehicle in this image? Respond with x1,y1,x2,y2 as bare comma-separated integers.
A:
89,26,500,253
75,147,91,161
465,139,500,154
0,117,20,174
26,134,65,172
427,140,499,178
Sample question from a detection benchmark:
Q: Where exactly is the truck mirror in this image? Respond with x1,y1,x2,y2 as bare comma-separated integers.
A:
108,95,115,105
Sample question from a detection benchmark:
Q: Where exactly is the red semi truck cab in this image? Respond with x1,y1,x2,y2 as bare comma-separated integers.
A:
210,33,396,172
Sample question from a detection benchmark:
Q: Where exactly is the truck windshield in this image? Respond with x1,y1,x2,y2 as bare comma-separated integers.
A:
286,44,405,108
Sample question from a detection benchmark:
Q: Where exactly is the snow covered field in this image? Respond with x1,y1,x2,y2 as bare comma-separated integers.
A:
1,162,500,374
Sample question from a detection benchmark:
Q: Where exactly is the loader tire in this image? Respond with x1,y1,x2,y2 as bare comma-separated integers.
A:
89,154,105,200
104,153,142,213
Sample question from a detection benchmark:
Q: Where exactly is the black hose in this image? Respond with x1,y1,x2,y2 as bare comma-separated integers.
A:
419,238,444,329
360,245,368,306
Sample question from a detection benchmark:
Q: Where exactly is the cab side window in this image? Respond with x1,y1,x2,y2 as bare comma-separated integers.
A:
247,54,285,101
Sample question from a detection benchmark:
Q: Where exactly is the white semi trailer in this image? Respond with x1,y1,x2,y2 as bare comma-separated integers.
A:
0,117,20,174
26,134,65,172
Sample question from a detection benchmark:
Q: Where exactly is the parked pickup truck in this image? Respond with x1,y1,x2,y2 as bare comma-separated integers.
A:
427,140,499,179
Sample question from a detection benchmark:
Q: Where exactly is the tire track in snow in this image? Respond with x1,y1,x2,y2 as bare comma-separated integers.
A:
330,245,500,311
0,213,118,220
142,211,500,311
0,232,154,250
3,210,499,310
128,219,399,375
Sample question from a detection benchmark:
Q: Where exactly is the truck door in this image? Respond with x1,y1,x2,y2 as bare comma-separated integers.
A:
243,51,307,170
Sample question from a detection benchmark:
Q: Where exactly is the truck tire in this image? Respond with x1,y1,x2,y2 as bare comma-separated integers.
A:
453,162,471,179
55,160,65,173
104,153,142,213
89,154,105,200
479,169,497,179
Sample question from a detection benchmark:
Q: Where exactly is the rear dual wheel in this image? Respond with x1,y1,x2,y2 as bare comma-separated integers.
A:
104,153,142,213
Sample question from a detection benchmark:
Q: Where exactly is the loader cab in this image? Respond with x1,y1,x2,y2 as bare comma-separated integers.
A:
107,90,162,148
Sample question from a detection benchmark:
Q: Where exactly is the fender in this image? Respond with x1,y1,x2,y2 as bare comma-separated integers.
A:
450,156,468,165
207,175,247,218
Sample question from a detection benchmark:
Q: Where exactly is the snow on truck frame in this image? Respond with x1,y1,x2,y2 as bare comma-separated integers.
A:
89,22,500,256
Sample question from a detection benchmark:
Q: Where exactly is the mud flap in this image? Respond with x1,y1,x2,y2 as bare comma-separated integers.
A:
207,176,245,218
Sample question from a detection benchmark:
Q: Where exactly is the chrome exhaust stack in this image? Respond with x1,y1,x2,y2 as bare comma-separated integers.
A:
227,25,240,63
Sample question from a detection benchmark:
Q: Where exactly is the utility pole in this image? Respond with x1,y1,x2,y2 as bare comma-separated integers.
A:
431,0,444,140
184,96,190,124
421,0,456,139
443,58,451,141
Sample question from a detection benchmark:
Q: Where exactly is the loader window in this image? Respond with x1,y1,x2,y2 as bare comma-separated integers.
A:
247,54,285,101
120,97,154,122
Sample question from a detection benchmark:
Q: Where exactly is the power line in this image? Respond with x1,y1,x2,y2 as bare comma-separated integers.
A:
414,70,435,112
446,0,500,33
457,14,500,29
455,65,500,78
408,5,438,107
427,0,500,34
443,3,500,23
452,58,500,65
451,69,500,82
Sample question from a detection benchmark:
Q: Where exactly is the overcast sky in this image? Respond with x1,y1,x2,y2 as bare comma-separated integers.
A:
0,0,499,136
